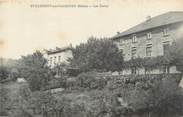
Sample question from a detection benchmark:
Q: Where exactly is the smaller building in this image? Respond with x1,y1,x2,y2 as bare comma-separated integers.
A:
44,46,73,68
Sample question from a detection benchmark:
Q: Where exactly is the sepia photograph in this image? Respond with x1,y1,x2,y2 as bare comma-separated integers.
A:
0,0,183,117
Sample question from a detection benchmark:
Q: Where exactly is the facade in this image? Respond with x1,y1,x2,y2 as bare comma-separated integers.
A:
44,46,73,68
112,11,183,74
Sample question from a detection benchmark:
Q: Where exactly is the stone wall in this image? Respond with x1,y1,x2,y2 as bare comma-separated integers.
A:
121,66,180,75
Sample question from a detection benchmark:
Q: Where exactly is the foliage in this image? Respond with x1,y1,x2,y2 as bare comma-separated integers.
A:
103,74,183,117
1,73,182,117
0,58,20,81
30,91,58,115
0,66,9,81
0,85,10,116
74,72,107,90
10,108,33,117
18,51,53,91
0,83,34,117
166,38,183,72
123,56,173,69
150,79,183,116
125,77,183,117
70,37,124,72
41,73,182,117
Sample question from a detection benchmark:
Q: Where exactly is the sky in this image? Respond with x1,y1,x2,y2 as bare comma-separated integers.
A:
0,0,183,59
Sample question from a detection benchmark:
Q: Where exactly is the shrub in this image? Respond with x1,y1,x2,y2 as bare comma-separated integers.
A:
104,74,183,117
0,86,10,116
10,108,33,117
75,72,107,90
0,66,9,81
18,51,53,91
70,37,124,72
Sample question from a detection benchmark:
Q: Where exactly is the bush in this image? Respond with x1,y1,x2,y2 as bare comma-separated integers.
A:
0,86,10,116
103,74,183,117
10,108,33,117
70,37,124,72
150,79,183,116
0,66,9,81
14,73,182,117
75,72,107,90
18,51,53,91
124,78,183,117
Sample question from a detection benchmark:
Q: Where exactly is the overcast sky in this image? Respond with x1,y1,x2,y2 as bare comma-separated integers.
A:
0,0,183,59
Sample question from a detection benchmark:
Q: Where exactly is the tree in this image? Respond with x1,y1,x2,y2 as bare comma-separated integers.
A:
70,37,124,72
167,38,183,73
0,58,20,81
147,79,183,117
0,66,9,81
18,51,52,91
128,78,183,117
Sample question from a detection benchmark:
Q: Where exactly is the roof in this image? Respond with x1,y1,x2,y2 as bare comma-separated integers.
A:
113,11,183,39
47,46,72,55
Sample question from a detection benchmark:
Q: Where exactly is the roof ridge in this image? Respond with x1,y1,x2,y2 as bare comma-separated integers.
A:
113,11,183,39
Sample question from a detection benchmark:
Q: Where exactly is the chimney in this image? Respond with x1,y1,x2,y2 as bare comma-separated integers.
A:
146,16,151,22
56,47,60,50
69,43,72,48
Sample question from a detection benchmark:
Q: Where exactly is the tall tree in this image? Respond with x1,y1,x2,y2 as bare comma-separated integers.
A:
70,37,124,72
18,51,52,91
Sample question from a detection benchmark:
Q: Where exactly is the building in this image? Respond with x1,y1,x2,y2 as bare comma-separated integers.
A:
112,11,183,74
44,46,73,68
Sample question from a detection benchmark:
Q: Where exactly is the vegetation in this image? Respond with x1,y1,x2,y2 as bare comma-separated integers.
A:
1,37,183,117
70,37,124,72
18,51,53,91
0,66,9,81
74,71,107,90
166,38,183,73
0,58,20,82
0,85,10,116
28,74,183,117
1,66,183,117
123,56,172,69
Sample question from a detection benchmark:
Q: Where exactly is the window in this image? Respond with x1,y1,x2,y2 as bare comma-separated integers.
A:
163,28,169,36
119,39,125,46
132,34,137,43
161,65,170,73
163,41,170,55
54,56,56,64
146,44,152,57
120,39,124,43
145,67,153,74
147,32,152,39
50,57,52,65
117,39,120,43
58,56,61,62
131,47,137,58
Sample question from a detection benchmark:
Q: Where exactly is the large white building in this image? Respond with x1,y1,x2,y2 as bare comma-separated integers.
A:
112,11,183,75
44,46,73,68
